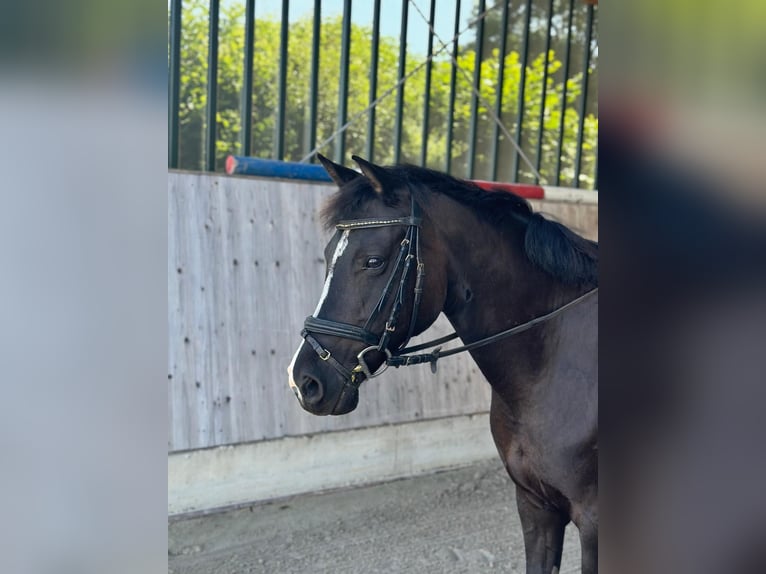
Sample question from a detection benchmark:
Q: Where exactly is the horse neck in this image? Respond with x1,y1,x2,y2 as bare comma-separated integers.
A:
427,194,582,403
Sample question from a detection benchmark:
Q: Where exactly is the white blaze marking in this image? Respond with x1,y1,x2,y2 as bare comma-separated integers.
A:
312,229,350,316
287,345,302,399
287,230,351,399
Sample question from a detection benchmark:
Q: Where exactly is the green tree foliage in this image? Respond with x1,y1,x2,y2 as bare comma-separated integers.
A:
175,0,597,188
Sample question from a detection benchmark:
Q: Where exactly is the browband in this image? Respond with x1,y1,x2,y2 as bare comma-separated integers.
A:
336,216,421,230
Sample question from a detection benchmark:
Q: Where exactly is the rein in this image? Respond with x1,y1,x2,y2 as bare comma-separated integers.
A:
388,287,598,372
301,196,598,388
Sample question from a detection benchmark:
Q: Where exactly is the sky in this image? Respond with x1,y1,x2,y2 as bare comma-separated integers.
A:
238,0,478,58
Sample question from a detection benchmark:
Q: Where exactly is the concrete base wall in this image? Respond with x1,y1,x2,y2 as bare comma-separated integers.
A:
169,414,497,516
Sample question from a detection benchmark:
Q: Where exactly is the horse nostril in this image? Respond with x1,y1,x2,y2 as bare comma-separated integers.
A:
304,379,319,397
301,376,324,404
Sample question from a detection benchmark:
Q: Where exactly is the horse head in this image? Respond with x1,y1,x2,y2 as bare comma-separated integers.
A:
287,155,447,415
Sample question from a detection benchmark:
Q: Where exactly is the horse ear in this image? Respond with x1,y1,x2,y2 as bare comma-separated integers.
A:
316,153,360,187
351,155,391,195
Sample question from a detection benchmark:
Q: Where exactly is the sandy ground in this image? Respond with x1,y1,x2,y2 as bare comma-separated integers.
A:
169,458,581,573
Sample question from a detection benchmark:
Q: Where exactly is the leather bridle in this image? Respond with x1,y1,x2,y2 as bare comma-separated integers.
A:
300,194,599,391
302,195,425,389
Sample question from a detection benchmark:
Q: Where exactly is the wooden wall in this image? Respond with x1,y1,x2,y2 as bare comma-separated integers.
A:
168,172,598,452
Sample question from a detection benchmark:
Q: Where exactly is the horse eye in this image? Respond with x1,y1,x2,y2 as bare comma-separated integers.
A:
364,256,385,269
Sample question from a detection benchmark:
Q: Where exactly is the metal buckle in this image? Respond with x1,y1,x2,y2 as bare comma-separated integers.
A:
356,346,392,378
319,349,331,361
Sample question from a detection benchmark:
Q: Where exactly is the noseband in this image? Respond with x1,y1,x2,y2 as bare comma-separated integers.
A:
300,195,599,392
301,195,425,388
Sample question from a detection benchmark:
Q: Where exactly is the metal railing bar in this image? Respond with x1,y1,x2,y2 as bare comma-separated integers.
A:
335,0,352,163
534,0,554,183
308,0,321,162
241,0,255,157
574,3,594,188
168,0,182,168
467,0,486,179
490,0,510,181
555,0,575,186
205,0,220,171
419,0,436,166
365,0,382,162
444,0,461,174
275,0,289,160
511,0,532,182
393,0,409,164
298,0,507,165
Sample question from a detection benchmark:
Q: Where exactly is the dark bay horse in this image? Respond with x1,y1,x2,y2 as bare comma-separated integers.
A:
287,155,598,573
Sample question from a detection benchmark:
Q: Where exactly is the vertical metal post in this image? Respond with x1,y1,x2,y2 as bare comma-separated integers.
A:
555,0,575,186
467,0,486,179
275,0,289,160
205,0,220,171
308,0,321,161
419,0,436,166
445,0,461,174
574,3,594,188
490,0,510,181
241,0,255,157
393,0,409,164
365,0,381,162
512,0,532,181
334,0,352,163
533,0,554,183
168,0,182,169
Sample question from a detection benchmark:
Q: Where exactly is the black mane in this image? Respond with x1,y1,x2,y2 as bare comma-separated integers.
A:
322,164,598,287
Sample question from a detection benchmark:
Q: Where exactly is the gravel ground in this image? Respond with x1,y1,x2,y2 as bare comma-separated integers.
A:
169,458,581,573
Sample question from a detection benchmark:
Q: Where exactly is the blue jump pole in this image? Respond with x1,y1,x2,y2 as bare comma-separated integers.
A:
226,155,333,183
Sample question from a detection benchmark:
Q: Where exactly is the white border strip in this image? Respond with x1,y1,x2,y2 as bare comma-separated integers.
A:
541,186,599,204
168,414,496,516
